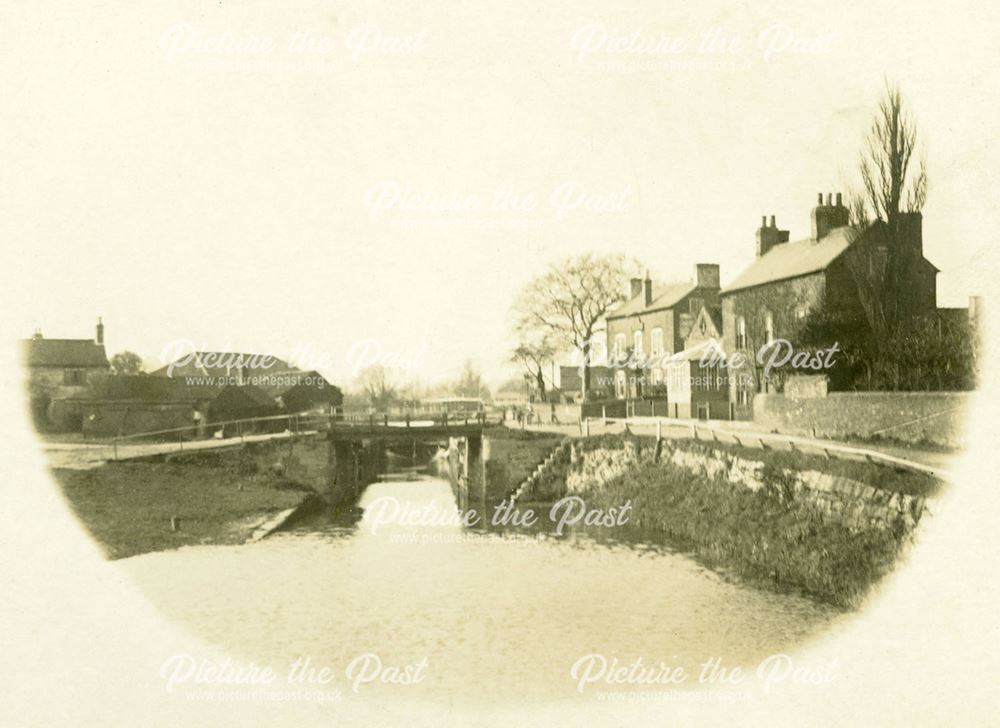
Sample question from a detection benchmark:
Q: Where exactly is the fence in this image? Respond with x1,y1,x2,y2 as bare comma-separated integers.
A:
103,410,503,462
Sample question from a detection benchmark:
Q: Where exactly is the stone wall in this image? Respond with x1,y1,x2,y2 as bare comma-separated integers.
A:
753,391,969,448
565,439,928,531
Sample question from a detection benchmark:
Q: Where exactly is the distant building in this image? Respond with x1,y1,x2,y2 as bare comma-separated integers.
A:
554,365,614,402
54,375,283,438
21,319,110,430
153,352,342,415
150,351,294,384
605,264,722,400
255,369,343,414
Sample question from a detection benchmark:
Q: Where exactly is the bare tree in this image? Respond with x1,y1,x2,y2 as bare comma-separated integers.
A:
453,360,490,400
355,365,398,411
511,336,555,402
844,82,929,388
511,253,641,398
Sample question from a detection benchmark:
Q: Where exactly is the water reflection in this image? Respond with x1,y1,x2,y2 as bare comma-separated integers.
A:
120,468,842,703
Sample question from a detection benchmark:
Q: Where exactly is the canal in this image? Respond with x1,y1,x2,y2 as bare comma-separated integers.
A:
120,463,842,702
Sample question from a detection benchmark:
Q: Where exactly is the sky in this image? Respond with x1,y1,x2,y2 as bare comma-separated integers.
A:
3,0,998,390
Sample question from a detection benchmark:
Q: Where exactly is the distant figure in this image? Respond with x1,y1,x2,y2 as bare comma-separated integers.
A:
550,402,557,424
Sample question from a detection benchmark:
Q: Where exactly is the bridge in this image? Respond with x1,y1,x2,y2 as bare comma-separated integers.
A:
326,411,493,441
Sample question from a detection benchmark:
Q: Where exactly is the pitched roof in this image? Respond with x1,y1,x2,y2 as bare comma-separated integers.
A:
607,281,697,319
253,369,334,397
721,226,861,294
66,374,218,402
149,352,293,379
21,338,109,368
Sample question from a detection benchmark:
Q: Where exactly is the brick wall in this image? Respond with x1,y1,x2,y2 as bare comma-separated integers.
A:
753,391,969,448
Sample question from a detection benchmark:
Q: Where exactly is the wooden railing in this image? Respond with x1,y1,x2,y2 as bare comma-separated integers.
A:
102,410,502,461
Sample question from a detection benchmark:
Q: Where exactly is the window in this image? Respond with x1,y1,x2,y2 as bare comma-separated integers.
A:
614,370,627,399
64,369,87,386
737,384,751,407
735,316,747,349
613,333,626,359
650,327,663,356
633,330,643,356
764,311,775,344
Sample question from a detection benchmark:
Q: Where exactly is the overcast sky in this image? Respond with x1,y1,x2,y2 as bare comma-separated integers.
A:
4,0,998,388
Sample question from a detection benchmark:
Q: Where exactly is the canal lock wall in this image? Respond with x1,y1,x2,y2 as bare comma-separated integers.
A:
565,438,930,532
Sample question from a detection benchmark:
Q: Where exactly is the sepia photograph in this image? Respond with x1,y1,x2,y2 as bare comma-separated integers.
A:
1,1,999,725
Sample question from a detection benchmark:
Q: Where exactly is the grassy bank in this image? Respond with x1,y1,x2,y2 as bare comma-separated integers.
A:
563,434,940,609
584,461,907,608
51,452,316,559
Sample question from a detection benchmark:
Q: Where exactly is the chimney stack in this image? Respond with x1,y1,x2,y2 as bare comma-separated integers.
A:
643,271,653,306
96,317,104,345
755,214,790,257
630,277,643,299
695,263,720,289
810,191,849,240
32,328,43,341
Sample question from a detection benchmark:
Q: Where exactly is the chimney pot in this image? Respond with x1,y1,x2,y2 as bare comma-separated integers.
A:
643,277,653,306
826,193,832,205
761,215,766,227
817,193,823,204
836,192,842,206
769,215,776,227
96,317,104,345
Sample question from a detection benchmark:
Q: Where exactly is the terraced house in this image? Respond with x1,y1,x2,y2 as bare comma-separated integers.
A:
604,263,722,402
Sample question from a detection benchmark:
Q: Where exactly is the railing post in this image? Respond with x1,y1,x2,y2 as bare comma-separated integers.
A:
113,437,118,462
405,413,410,428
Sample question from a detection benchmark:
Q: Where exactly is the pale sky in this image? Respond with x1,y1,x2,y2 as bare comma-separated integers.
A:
3,0,998,388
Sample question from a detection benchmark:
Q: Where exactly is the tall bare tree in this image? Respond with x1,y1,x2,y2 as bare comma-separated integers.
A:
846,81,928,387
511,253,641,398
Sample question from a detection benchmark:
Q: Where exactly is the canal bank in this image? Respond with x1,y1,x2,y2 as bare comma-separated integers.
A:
50,441,332,559
502,432,943,609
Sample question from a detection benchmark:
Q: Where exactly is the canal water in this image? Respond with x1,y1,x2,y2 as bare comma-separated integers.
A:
120,468,841,703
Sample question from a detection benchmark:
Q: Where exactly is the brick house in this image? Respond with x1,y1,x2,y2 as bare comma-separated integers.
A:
604,264,721,400
720,193,940,419
21,319,110,430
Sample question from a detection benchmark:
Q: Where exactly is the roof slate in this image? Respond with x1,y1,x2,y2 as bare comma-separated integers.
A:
607,281,697,319
721,226,861,294
21,339,109,368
